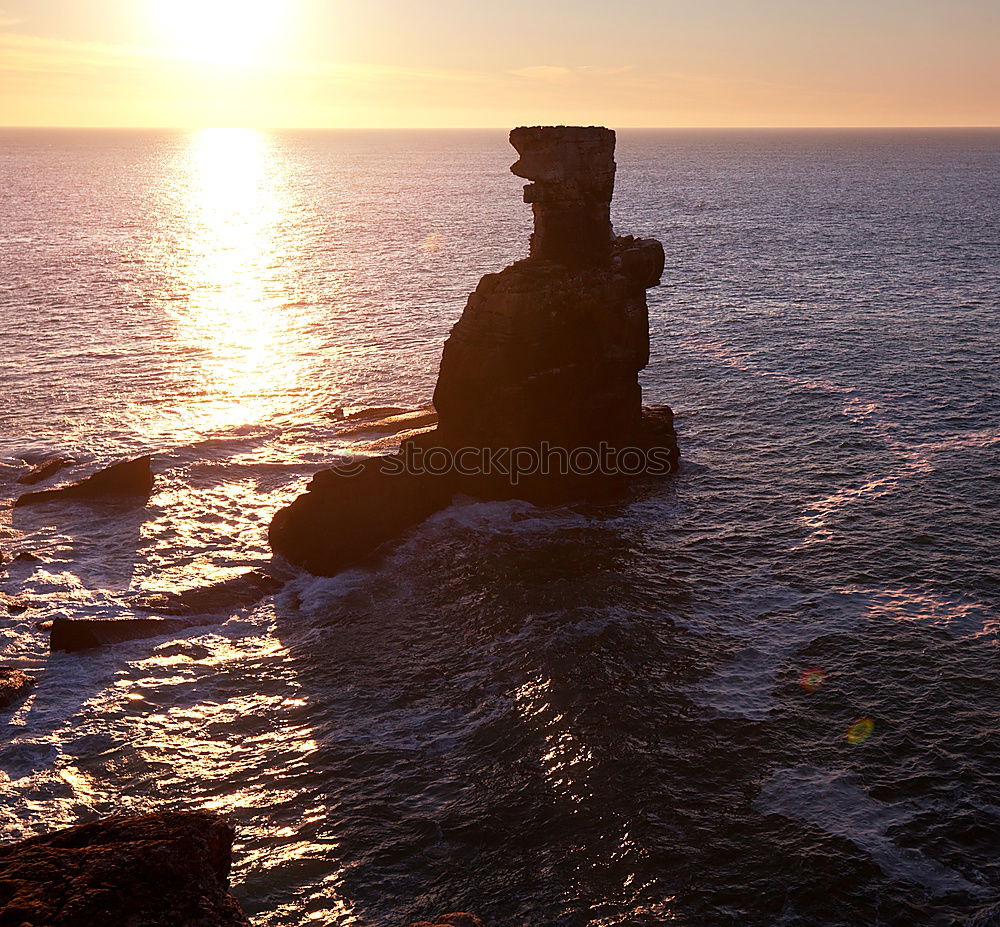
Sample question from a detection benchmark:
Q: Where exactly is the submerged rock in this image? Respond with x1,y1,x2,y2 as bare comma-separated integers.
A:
15,456,154,508
0,668,36,709
50,572,283,652
270,126,678,576
0,811,249,926
339,408,439,437
17,456,71,486
50,616,196,652
135,569,283,616
408,915,486,927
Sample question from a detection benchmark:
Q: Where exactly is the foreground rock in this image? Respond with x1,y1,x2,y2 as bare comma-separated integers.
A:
0,811,249,927
0,667,36,709
270,126,678,576
17,456,71,485
15,456,154,508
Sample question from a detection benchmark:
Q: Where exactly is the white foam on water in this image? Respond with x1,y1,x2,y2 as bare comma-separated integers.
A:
756,765,981,897
676,580,997,720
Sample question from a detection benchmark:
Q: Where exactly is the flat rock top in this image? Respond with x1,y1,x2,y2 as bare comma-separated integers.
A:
509,125,615,185
510,125,614,144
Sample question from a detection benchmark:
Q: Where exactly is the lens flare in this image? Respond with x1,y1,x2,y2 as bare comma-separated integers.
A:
846,717,875,744
799,667,826,691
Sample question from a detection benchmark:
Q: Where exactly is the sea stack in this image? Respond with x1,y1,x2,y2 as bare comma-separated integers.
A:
269,126,678,575
431,125,665,454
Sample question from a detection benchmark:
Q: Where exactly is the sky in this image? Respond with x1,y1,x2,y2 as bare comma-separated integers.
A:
0,0,997,128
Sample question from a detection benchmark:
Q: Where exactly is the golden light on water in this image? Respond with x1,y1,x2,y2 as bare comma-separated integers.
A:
513,675,594,805
169,127,307,431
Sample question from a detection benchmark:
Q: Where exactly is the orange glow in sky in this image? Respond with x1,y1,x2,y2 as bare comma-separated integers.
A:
0,0,997,127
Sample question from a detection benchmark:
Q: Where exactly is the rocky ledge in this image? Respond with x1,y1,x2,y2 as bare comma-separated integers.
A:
270,126,678,576
0,667,36,710
14,456,154,508
0,812,249,927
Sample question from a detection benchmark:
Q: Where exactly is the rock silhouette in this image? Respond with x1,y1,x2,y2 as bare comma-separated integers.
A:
511,124,617,267
270,126,677,576
14,456,154,508
49,616,198,652
17,456,71,486
0,811,249,926
47,572,283,653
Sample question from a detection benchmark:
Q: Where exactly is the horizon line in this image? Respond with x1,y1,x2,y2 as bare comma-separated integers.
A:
2,124,999,132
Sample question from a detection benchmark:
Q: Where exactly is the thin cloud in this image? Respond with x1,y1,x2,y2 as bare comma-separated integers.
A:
509,66,573,83
0,31,148,75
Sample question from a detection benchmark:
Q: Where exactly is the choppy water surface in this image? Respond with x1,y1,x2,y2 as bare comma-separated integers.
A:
1,129,998,926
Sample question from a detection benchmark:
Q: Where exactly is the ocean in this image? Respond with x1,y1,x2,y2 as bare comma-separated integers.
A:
1,128,998,926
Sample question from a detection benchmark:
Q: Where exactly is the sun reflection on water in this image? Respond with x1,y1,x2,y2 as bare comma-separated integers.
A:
169,128,308,431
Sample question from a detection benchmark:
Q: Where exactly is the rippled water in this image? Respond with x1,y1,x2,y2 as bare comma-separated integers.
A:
1,129,998,926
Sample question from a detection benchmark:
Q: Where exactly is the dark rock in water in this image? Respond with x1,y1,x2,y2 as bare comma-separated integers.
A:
640,404,681,472
14,456,154,508
269,458,455,577
346,405,409,421
0,811,249,926
339,408,438,437
13,550,41,563
17,456,71,486
1,591,30,614
408,915,486,927
0,668,36,709
51,572,282,652
270,125,678,576
50,616,196,652
136,569,283,616
432,127,666,456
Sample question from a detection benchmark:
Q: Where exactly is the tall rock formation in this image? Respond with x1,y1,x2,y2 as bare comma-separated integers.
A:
269,126,677,576
431,126,664,454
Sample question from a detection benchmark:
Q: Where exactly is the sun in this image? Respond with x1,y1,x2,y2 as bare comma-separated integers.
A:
150,0,293,67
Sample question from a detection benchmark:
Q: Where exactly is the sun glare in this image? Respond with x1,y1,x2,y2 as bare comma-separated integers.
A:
150,0,293,66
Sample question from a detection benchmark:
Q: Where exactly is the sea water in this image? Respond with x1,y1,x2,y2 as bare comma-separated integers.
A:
1,128,998,926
